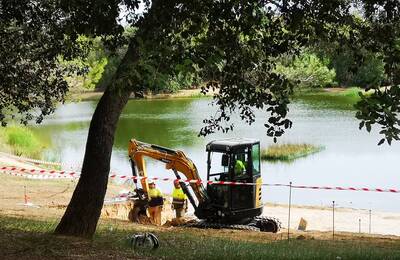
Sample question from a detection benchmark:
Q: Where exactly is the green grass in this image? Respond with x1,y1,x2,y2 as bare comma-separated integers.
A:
0,125,45,158
1,216,400,259
293,87,363,110
262,143,323,162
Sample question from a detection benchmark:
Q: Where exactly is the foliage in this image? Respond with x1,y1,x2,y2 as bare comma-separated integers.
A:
82,57,108,89
354,54,386,87
64,34,134,91
327,50,386,88
261,143,323,161
352,4,400,145
356,86,400,145
1,1,400,142
276,52,336,89
0,1,70,125
0,0,127,125
0,125,43,158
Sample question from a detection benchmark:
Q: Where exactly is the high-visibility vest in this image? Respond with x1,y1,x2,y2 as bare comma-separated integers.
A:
172,187,187,200
148,187,163,207
148,187,163,198
172,187,187,207
235,160,245,174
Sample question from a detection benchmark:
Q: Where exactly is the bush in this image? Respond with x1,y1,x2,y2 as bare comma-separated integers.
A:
328,50,385,88
276,52,336,88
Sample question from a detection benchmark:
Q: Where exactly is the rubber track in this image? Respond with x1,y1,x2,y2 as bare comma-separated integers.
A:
184,220,259,232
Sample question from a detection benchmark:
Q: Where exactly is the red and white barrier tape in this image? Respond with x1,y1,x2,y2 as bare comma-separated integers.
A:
0,166,79,177
1,166,399,194
2,169,74,180
288,184,400,193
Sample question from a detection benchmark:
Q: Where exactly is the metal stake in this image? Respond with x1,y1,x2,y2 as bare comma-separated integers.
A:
369,209,372,234
359,218,361,234
24,185,27,204
288,181,292,240
332,201,335,240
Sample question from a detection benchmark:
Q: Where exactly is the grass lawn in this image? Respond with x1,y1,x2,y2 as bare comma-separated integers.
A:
1,216,400,259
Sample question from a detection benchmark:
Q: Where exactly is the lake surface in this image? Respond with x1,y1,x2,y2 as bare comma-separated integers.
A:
31,97,400,212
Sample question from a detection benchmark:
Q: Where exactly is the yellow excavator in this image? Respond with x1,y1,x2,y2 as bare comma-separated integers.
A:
128,138,280,232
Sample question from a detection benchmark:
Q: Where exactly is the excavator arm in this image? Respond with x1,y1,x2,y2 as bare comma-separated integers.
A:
128,139,208,209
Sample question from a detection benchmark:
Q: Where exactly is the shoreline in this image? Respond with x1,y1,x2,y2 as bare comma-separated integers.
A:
68,86,362,102
68,88,216,102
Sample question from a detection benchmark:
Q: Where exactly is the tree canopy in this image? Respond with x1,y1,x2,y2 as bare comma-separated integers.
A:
2,0,399,142
1,0,400,237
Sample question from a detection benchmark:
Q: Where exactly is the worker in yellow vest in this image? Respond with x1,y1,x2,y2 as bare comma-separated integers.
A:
147,181,164,225
234,159,246,175
171,180,188,218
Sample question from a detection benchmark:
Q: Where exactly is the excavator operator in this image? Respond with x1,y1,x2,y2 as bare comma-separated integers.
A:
171,180,188,218
234,159,246,175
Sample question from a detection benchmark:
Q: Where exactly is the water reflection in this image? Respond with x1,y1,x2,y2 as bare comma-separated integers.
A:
114,99,198,149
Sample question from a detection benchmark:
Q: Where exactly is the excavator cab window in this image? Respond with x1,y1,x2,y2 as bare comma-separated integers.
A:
207,152,230,208
208,152,230,181
252,143,260,175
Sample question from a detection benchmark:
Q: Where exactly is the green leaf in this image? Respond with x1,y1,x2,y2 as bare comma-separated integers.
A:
366,122,371,132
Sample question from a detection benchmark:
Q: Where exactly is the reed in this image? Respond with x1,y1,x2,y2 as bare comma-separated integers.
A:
262,143,323,161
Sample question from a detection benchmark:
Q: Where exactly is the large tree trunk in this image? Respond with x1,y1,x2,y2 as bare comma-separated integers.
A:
54,41,138,238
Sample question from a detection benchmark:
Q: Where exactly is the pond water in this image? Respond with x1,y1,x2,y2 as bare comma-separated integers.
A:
31,97,400,212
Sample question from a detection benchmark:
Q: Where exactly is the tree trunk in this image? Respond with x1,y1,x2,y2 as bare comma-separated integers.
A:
54,41,139,238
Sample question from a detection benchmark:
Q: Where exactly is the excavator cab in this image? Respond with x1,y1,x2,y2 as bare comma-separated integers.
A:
198,138,263,223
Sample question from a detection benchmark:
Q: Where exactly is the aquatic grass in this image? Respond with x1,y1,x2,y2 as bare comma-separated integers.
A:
261,143,323,161
0,125,44,158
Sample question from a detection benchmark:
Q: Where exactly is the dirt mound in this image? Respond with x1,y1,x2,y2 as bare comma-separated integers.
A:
101,199,177,225
101,201,134,220
163,217,191,227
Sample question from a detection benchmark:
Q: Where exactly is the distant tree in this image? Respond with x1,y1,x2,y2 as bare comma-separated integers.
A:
276,52,336,88
1,1,399,238
316,46,386,88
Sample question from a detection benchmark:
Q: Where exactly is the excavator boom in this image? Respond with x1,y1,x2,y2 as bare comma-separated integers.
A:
128,139,208,209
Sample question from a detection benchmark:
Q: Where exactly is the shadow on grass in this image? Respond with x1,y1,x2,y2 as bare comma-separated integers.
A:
1,216,400,259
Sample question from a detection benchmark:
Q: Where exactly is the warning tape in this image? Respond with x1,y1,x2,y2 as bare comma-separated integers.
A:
1,165,399,194
2,169,74,180
0,166,79,177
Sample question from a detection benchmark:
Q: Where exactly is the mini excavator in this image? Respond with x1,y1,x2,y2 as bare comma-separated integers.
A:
128,138,280,232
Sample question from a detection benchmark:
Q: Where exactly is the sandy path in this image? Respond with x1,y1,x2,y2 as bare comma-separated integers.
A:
262,203,400,236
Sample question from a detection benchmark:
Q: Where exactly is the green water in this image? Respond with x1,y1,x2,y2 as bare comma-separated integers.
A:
30,95,400,212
